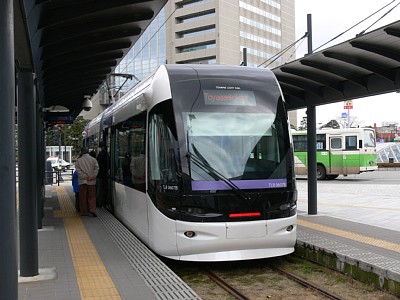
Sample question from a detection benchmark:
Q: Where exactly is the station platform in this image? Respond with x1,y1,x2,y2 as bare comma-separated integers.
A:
18,184,201,300
17,181,400,299
296,176,400,296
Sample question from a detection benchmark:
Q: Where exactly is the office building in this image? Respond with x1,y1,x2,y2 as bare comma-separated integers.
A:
84,0,296,123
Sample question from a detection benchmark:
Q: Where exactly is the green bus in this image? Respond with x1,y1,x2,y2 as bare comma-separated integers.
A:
292,128,378,180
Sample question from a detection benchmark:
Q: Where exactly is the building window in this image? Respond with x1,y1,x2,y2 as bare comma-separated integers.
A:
261,0,280,9
176,10,215,23
178,41,216,53
240,16,281,36
239,1,281,23
177,26,216,38
240,31,281,49
176,0,210,9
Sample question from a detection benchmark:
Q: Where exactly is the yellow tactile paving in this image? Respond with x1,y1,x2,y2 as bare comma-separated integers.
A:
298,219,400,253
54,186,122,300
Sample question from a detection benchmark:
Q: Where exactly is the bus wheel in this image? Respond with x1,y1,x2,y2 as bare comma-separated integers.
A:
327,175,339,180
317,165,326,180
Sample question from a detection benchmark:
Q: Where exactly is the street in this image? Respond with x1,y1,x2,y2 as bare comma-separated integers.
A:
296,170,400,231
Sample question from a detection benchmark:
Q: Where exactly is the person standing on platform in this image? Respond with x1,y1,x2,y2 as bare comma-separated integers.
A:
76,148,99,217
96,141,108,208
72,170,80,212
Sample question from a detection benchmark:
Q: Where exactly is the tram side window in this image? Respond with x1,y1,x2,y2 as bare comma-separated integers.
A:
148,101,179,193
345,136,357,150
114,114,146,191
85,135,98,153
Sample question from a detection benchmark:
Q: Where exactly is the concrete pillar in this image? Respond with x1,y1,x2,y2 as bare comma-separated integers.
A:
18,71,39,276
0,0,18,298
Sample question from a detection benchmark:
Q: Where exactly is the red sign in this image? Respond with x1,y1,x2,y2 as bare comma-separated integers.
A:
344,100,353,109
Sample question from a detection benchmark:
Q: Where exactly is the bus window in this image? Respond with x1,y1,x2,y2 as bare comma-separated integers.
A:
331,138,342,149
345,136,357,150
364,130,376,147
316,134,326,150
293,135,307,152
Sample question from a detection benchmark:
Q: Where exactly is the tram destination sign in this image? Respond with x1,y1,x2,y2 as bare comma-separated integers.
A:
203,89,256,106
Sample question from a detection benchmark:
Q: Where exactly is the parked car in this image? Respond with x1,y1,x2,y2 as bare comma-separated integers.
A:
46,157,71,171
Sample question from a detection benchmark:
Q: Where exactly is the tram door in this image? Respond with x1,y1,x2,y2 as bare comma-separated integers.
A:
329,136,343,174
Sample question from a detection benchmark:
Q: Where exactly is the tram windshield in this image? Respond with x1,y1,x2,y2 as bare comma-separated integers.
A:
183,111,289,190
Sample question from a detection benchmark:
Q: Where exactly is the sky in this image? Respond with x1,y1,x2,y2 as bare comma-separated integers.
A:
294,0,400,127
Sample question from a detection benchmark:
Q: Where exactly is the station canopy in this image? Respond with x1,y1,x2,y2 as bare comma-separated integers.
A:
15,0,167,118
272,20,400,111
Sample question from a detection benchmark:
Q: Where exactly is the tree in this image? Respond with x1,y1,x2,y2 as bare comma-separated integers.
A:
320,119,340,129
46,116,90,159
336,115,363,128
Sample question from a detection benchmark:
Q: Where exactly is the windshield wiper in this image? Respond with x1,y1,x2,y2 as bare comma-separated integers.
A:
186,146,252,202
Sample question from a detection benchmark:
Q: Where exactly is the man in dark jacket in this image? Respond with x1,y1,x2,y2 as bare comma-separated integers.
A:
96,141,108,207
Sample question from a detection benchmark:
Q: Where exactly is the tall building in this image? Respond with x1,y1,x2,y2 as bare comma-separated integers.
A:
166,0,295,67
84,0,296,123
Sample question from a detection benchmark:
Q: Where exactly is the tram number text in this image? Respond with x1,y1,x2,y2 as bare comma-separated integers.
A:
267,182,286,188
162,185,179,191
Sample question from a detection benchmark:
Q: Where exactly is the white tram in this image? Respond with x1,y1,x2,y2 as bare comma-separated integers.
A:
84,64,297,261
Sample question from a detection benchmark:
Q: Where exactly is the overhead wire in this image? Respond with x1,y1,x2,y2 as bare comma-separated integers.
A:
258,32,308,68
357,0,400,36
286,36,306,63
313,0,397,52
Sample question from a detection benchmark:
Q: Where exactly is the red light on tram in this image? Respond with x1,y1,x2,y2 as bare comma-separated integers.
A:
229,212,261,218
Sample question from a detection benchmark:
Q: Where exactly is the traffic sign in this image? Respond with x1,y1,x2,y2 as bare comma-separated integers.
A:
344,100,353,109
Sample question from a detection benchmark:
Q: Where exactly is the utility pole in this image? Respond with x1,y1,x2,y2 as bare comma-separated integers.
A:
306,14,317,215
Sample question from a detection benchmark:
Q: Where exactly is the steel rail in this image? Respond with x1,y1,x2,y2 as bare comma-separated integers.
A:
271,265,345,300
204,269,250,300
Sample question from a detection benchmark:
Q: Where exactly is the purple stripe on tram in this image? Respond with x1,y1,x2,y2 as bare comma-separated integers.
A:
191,179,287,191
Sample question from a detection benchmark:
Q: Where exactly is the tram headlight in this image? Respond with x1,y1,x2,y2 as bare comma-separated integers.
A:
280,203,291,210
184,231,196,238
286,225,294,232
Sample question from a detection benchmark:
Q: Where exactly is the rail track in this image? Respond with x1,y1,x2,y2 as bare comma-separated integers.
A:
201,265,345,300
168,256,396,300
270,265,345,300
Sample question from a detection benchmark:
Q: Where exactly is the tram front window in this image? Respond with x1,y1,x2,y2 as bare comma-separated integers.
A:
184,112,288,190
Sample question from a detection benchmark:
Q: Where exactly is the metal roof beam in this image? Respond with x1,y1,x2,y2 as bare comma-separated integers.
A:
385,26,400,38
300,59,368,89
323,51,395,83
275,74,324,99
37,0,155,29
280,66,344,94
40,13,151,47
42,52,123,74
41,30,140,60
44,61,117,77
350,41,400,63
